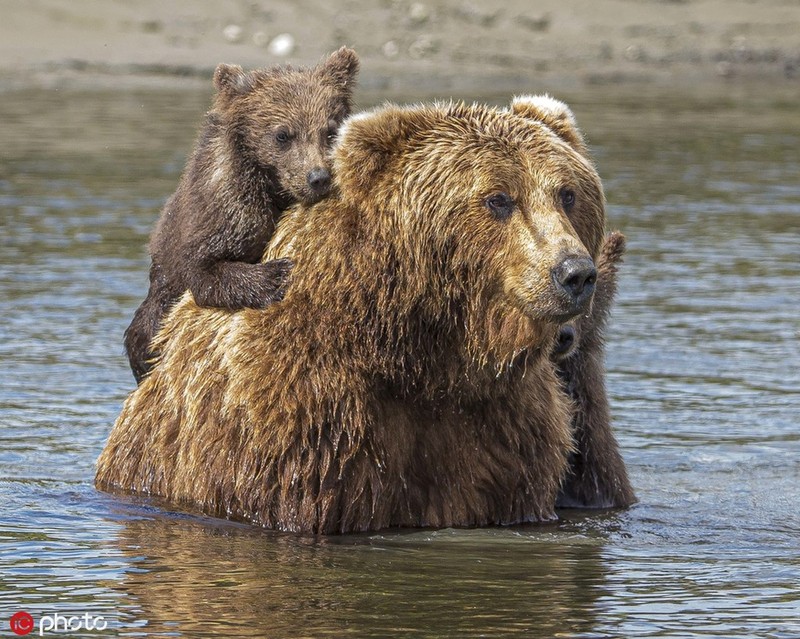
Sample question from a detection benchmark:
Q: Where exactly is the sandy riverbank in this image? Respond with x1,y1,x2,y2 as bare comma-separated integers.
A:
1,0,798,96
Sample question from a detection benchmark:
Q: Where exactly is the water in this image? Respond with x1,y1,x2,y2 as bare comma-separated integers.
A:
1,85,798,638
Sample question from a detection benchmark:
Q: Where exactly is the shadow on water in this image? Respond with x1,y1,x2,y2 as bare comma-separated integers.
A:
1,86,799,637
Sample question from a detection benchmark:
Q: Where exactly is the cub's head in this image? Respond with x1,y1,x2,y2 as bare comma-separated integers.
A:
331,98,606,365
212,47,359,205
552,230,626,362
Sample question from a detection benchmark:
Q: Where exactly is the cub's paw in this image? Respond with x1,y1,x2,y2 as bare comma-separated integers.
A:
598,231,626,276
256,257,294,305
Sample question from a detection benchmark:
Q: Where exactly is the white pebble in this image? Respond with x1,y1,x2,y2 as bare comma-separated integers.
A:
409,2,429,24
408,34,438,59
223,24,243,44
382,40,400,58
269,33,295,57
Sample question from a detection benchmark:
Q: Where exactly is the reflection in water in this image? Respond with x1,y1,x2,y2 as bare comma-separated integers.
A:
107,511,612,637
1,87,799,637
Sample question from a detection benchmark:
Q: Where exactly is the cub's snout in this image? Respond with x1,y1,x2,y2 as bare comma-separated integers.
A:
551,253,597,318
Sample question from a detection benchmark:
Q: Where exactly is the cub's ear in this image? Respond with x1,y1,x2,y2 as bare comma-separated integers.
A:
317,46,360,88
213,63,252,95
333,104,431,199
510,95,586,152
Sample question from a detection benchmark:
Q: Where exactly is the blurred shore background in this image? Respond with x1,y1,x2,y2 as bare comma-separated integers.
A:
1,0,798,97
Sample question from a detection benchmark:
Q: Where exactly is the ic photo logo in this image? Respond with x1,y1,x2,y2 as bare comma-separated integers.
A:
9,612,34,636
8,611,108,636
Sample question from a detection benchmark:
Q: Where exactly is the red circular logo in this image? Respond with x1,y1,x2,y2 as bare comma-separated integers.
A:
10,611,34,636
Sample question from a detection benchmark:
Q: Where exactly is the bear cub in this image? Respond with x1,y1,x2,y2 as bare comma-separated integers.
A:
553,230,636,509
124,47,359,383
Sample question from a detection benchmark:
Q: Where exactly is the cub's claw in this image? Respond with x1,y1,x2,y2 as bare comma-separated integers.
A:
260,257,294,304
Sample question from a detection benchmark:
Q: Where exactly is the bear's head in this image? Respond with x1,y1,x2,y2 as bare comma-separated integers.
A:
211,46,359,205
324,98,606,369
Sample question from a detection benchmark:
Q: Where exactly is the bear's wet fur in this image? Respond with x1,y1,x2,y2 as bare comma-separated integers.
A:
124,47,359,383
98,97,631,533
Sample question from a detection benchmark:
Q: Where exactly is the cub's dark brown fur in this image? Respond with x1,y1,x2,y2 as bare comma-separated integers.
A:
555,231,636,509
124,47,359,383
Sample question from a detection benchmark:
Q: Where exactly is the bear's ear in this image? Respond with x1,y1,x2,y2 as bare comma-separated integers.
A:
510,95,586,152
317,46,360,88
333,104,431,198
213,63,253,96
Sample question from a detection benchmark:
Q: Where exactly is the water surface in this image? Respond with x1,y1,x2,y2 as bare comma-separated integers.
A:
1,86,798,637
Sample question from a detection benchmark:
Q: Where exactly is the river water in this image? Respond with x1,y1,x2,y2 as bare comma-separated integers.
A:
1,85,798,638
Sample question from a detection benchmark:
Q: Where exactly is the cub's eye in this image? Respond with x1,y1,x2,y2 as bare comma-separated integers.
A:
325,119,340,143
274,129,292,145
485,192,515,221
560,188,576,212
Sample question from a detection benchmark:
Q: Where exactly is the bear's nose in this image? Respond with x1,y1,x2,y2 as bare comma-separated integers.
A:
307,167,331,193
552,255,597,306
553,324,576,359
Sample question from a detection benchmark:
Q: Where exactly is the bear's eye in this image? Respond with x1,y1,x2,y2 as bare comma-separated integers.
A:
560,188,576,212
485,192,515,221
274,128,293,145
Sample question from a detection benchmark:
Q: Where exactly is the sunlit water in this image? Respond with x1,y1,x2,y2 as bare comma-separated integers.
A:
1,86,798,638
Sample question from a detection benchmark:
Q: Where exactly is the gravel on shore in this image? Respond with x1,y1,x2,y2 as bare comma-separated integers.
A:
1,0,799,96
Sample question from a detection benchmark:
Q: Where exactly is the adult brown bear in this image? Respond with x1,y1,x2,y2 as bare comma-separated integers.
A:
97,97,632,533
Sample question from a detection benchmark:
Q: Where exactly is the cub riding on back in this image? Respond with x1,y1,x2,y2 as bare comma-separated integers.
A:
123,47,359,383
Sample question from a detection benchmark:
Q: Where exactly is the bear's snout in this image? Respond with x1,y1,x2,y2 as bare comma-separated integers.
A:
553,324,577,359
306,167,332,200
551,254,597,316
